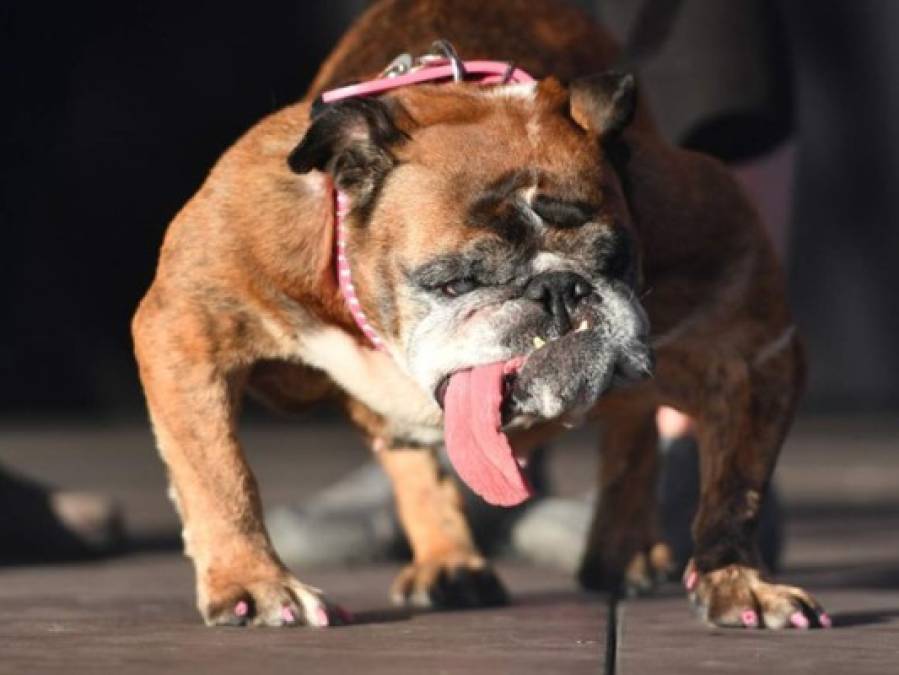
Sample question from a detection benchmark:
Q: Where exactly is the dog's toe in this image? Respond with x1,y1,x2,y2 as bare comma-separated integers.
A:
391,554,508,609
684,559,829,629
623,543,675,597
202,575,349,628
579,541,674,597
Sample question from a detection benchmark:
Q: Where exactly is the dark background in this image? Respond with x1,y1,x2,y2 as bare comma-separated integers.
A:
1,1,366,416
2,0,897,419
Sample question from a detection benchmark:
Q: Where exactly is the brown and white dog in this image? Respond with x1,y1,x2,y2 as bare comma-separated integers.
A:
133,0,827,629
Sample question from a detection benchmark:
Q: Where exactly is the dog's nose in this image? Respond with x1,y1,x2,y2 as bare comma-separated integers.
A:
523,271,593,333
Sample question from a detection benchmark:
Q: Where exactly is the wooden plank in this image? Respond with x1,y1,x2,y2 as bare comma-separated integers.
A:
616,586,899,675
0,557,606,675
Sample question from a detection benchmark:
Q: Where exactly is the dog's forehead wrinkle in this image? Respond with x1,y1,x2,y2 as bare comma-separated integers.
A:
467,167,612,241
409,239,530,287
531,250,579,274
475,168,540,203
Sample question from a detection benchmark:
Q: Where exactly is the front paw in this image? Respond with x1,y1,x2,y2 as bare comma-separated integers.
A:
684,560,831,629
390,552,508,609
199,567,351,628
579,542,674,597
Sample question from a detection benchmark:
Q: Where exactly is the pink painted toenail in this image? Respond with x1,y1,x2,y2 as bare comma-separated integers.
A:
234,600,249,617
790,611,809,629
819,613,832,628
315,606,330,628
741,610,758,627
685,571,698,591
281,607,296,623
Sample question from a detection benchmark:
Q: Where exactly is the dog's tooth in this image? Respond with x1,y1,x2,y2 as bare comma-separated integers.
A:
533,336,546,349
577,320,590,332
516,456,529,469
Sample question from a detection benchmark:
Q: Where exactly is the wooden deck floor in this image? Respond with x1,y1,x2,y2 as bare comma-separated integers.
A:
0,417,897,674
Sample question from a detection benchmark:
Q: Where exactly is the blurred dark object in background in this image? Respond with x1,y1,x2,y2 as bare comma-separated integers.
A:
598,0,899,411
779,2,899,412
0,0,896,418
0,0,366,416
596,0,793,162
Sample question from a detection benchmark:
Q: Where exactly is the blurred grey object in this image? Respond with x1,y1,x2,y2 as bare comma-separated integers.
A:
267,463,401,566
269,439,783,576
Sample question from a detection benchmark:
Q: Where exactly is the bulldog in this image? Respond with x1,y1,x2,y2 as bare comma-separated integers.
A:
133,0,828,629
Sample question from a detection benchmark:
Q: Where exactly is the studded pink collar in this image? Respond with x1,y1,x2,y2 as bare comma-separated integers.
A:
322,51,534,350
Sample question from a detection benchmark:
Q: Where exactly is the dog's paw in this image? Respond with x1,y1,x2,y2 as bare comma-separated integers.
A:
201,571,351,628
684,560,831,629
390,552,508,609
579,542,674,597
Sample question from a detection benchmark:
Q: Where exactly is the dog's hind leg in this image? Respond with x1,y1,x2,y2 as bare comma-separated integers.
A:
376,443,508,608
578,390,675,596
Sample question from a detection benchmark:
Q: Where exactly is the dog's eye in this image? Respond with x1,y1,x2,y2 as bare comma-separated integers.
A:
442,278,479,297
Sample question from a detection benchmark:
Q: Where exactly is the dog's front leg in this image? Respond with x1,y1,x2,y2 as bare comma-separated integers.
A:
133,303,342,627
376,442,508,608
663,333,830,629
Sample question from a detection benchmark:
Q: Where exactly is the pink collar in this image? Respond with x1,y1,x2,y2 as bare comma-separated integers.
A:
324,56,535,350
322,59,534,104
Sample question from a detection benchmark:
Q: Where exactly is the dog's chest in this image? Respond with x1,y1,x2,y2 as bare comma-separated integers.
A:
297,324,445,445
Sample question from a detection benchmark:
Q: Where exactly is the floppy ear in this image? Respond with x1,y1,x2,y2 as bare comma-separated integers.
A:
287,97,409,198
569,72,637,140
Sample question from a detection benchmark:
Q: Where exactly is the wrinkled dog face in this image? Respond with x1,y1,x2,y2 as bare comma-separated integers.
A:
289,75,652,427
399,175,651,428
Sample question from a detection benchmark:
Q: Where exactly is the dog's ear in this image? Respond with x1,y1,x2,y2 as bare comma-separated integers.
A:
288,97,410,197
569,72,637,140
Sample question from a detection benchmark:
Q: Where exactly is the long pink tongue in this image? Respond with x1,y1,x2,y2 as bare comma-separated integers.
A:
443,362,533,506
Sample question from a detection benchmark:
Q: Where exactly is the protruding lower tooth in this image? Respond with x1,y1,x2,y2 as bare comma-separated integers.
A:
516,456,529,468
577,320,590,332
533,336,546,349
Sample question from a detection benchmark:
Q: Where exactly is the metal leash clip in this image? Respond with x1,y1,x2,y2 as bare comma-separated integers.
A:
380,52,415,78
379,39,468,82
424,39,467,82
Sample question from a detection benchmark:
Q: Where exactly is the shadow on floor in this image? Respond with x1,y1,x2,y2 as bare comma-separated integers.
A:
831,608,899,628
790,563,899,590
